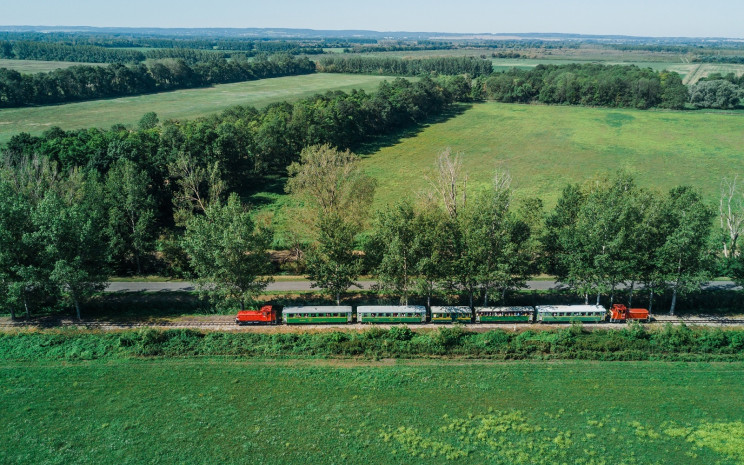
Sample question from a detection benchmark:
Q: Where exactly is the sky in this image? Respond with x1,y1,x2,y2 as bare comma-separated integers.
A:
3,0,743,38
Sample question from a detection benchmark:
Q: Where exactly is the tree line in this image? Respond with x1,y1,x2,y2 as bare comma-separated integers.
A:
316,56,494,78
0,38,324,63
475,63,690,109
0,54,315,107
284,147,725,316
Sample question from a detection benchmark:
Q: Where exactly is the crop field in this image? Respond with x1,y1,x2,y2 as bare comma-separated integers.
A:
0,58,101,73
0,73,394,145
1,359,743,464
358,102,744,208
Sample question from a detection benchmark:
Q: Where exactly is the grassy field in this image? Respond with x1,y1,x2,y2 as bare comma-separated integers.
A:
0,58,101,73
0,73,395,145
1,359,743,464
357,102,744,208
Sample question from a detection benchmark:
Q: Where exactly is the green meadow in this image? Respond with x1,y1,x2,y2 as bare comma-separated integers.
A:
358,102,744,208
0,73,394,145
1,359,743,464
0,58,101,73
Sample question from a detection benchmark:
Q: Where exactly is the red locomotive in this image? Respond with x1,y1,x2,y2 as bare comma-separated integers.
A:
608,304,650,323
235,305,277,325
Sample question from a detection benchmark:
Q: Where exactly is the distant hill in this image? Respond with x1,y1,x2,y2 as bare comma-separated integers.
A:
0,25,739,42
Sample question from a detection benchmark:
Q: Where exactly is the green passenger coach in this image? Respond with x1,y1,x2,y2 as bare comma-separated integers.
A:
535,305,606,323
475,306,534,323
357,305,427,324
282,306,353,324
431,306,472,323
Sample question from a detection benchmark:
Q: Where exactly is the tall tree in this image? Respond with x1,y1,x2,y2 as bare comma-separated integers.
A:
656,186,715,315
182,193,273,311
32,172,109,319
412,201,458,309
368,201,421,305
0,178,46,320
305,213,362,305
719,175,744,259
285,143,376,227
105,159,156,274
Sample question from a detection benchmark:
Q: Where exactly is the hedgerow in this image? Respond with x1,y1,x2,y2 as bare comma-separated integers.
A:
1,323,744,362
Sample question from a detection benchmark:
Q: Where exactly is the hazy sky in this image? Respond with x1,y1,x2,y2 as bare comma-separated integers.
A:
4,0,743,38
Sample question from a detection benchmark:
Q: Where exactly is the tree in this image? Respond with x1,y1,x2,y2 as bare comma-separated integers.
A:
689,80,741,109
286,143,376,302
182,193,273,311
425,148,466,220
105,159,157,274
305,213,362,305
0,178,45,320
168,152,225,225
32,173,109,319
368,201,421,305
412,201,458,309
719,175,744,259
655,186,715,315
138,112,159,130
285,143,376,228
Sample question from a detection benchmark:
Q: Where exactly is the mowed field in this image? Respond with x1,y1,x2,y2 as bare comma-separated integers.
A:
0,58,101,73
0,73,394,145
1,359,743,464
360,102,744,208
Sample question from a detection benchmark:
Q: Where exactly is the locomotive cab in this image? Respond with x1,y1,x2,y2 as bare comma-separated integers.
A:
236,305,277,325
609,304,649,323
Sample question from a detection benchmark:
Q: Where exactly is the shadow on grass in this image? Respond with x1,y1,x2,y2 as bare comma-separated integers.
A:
355,103,473,157
232,103,474,212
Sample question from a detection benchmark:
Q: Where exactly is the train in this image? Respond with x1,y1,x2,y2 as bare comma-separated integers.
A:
235,303,650,325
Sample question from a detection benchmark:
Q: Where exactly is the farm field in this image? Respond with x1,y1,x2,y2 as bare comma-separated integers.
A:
1,359,743,464
0,58,101,73
358,102,744,208
0,73,395,145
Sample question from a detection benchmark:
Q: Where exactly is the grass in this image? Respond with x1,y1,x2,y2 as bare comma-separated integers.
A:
0,73,395,145
357,102,744,208
1,358,743,464
0,58,101,73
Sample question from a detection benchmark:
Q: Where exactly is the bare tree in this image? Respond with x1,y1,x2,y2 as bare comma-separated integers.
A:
720,175,744,258
426,148,467,219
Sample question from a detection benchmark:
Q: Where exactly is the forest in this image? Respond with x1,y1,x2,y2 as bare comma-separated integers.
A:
0,54,315,107
316,55,495,77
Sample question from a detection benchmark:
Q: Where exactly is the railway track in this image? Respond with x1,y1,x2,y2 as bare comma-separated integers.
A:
2,317,744,330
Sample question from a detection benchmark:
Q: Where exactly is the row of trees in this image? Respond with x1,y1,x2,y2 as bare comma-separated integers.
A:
279,147,726,315
0,38,324,63
0,145,737,319
0,54,315,107
316,56,494,78
476,63,690,109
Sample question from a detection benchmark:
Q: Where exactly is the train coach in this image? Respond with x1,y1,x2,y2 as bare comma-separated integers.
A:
282,306,353,324
475,306,534,323
357,305,427,324
535,305,606,323
431,306,472,323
